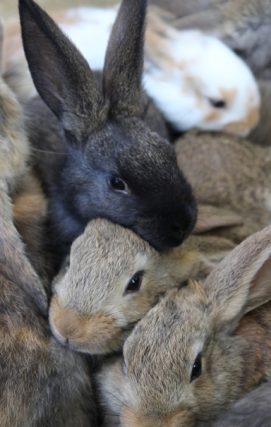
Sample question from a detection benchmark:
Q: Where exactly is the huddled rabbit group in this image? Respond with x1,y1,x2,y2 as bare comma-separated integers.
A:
1,0,271,426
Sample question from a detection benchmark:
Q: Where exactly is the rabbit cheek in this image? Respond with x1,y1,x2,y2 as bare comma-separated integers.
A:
49,296,123,354
223,106,260,137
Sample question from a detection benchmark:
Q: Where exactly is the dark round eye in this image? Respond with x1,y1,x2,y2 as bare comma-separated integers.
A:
124,271,144,295
110,176,127,192
209,98,226,109
190,353,202,382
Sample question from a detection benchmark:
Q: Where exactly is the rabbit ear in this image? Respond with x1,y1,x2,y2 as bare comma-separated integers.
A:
194,205,243,234
103,0,146,116
19,0,105,141
205,226,271,331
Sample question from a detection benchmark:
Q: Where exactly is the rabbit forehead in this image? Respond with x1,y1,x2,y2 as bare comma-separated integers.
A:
55,219,157,311
124,289,210,411
85,118,179,184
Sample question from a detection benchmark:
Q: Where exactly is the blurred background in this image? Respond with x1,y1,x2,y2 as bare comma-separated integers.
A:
0,0,118,19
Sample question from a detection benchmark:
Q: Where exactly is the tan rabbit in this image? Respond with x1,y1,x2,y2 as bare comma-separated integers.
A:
49,216,235,356
176,131,271,243
0,23,99,425
97,224,271,427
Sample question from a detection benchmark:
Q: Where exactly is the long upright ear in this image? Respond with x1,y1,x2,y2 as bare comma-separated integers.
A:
19,0,105,140
204,226,271,331
103,0,147,117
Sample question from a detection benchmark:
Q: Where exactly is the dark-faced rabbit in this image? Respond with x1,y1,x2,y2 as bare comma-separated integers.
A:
19,0,196,265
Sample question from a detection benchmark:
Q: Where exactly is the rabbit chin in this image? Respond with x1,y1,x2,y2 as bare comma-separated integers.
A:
120,407,194,427
49,296,124,355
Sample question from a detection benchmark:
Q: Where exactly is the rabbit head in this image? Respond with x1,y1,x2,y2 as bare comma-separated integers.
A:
144,19,260,136
19,0,196,253
97,225,271,426
49,217,215,355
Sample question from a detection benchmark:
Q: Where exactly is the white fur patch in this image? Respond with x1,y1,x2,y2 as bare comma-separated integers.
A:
58,7,260,135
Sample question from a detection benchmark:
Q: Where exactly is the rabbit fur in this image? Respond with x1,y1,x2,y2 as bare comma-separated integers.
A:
5,3,260,136
1,2,260,138
176,131,271,243
212,380,271,427
49,217,234,355
19,0,196,267
152,0,271,80
97,225,271,427
0,24,100,426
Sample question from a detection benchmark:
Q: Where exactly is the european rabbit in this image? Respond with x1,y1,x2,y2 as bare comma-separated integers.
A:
176,131,271,243
97,225,271,427
19,0,196,265
212,380,271,427
0,28,98,426
6,3,260,135
49,217,234,355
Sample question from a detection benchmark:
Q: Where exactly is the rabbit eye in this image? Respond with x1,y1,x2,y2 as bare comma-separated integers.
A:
209,98,226,109
110,176,127,192
190,353,202,382
124,271,144,295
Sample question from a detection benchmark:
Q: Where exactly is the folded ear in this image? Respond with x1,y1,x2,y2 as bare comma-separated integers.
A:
204,226,271,331
19,0,105,141
103,0,146,117
194,205,243,234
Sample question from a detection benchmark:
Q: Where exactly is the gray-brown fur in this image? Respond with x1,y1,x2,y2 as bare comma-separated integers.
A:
176,131,271,243
49,217,233,356
0,28,98,425
151,0,271,80
212,381,271,427
97,225,271,427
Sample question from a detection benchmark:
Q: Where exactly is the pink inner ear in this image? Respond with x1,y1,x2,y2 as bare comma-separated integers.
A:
247,257,271,313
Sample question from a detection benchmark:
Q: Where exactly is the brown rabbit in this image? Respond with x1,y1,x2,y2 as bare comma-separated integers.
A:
97,225,271,427
176,131,271,243
49,216,234,356
0,25,98,426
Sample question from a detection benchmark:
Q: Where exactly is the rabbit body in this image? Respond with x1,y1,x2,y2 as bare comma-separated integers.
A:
0,26,98,426
176,131,271,243
152,0,271,80
97,225,271,427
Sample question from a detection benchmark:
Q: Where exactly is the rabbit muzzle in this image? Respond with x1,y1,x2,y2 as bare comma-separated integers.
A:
49,296,124,354
120,407,195,427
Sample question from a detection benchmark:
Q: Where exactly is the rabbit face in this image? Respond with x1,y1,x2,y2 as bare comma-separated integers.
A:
60,118,196,252
19,0,197,257
49,219,177,355
98,284,244,426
